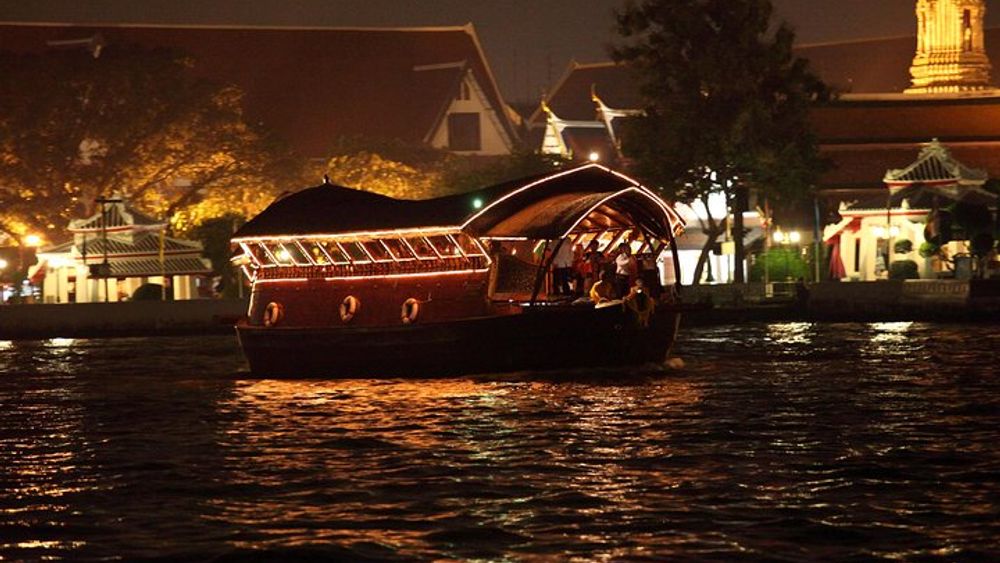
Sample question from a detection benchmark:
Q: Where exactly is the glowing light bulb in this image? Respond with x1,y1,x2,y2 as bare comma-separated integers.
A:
588,151,600,162
25,234,41,246
472,198,483,209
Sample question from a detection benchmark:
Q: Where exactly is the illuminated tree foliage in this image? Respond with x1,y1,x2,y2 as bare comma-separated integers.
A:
323,137,568,200
612,0,830,284
0,46,300,246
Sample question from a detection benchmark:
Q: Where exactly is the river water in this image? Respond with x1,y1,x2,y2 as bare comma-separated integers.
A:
0,322,997,561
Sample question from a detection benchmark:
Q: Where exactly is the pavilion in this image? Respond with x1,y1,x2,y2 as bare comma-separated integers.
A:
31,197,211,303
823,139,997,281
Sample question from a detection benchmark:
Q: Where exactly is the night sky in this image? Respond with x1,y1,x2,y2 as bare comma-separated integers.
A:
3,0,1000,103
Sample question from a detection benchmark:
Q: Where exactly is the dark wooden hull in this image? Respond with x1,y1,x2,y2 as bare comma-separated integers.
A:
236,304,682,378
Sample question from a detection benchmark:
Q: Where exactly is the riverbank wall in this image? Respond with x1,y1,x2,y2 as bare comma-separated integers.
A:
683,280,1000,325
0,299,247,339
0,280,997,340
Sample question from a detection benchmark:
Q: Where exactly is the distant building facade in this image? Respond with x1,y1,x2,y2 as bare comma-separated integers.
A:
0,23,521,158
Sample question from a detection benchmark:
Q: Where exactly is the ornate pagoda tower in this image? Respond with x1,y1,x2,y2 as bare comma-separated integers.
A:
907,0,993,94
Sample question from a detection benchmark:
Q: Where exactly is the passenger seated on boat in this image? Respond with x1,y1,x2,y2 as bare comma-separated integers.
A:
589,270,615,304
624,278,656,327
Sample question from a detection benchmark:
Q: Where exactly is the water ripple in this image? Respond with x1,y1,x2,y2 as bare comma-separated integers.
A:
0,324,997,560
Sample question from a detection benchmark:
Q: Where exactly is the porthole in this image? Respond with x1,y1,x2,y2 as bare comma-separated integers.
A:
340,295,360,322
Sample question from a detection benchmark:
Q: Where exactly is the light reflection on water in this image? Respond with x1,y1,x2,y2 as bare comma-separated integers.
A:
0,323,998,560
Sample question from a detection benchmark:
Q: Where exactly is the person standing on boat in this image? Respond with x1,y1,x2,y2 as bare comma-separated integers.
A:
614,243,634,298
551,239,575,296
582,240,602,293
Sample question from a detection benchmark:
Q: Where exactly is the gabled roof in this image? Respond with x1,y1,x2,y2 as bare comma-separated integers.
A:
530,62,642,125
819,142,1000,190
106,256,211,277
0,22,519,157
81,231,203,257
68,199,164,232
883,139,988,186
795,28,1000,94
233,164,683,241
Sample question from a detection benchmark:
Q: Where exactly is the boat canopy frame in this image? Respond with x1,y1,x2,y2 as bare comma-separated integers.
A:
231,164,685,285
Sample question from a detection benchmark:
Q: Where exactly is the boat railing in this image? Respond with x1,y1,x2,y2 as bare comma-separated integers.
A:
256,255,490,280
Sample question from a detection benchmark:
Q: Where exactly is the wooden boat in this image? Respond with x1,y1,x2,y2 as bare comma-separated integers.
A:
231,163,687,378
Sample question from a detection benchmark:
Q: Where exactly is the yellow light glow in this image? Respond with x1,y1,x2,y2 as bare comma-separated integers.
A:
0,259,7,270
25,234,42,246
773,230,785,244
233,226,463,244
588,151,600,162
788,231,801,244
254,267,490,284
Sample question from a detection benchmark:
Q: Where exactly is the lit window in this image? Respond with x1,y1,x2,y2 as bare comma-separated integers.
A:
452,233,486,257
427,235,461,257
281,242,311,265
320,241,351,264
340,241,372,263
405,237,439,260
264,243,294,266
304,242,330,265
382,238,415,260
362,240,393,262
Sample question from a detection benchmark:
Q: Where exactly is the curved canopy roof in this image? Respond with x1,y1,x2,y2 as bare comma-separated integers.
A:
233,164,684,241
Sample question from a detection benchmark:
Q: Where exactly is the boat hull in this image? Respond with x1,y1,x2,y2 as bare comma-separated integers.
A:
236,305,681,378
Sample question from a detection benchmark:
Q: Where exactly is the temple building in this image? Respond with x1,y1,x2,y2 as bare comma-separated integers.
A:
31,198,211,303
528,0,1000,283
823,139,996,281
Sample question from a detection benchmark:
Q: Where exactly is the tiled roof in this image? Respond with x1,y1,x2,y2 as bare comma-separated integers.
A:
107,256,211,277
820,142,1000,189
531,62,642,125
883,140,987,185
0,23,518,157
68,202,163,232
811,96,1000,144
81,231,202,257
795,28,1000,94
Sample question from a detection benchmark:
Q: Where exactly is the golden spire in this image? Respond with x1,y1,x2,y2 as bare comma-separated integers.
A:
907,0,993,93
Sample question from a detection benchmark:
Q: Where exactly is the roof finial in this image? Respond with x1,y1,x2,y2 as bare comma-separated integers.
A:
323,174,331,185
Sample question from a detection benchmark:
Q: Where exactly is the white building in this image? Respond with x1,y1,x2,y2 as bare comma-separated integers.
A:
32,198,211,303
823,139,996,281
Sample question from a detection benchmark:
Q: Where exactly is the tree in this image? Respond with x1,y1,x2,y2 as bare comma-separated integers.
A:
612,0,830,284
323,136,568,199
0,45,300,246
